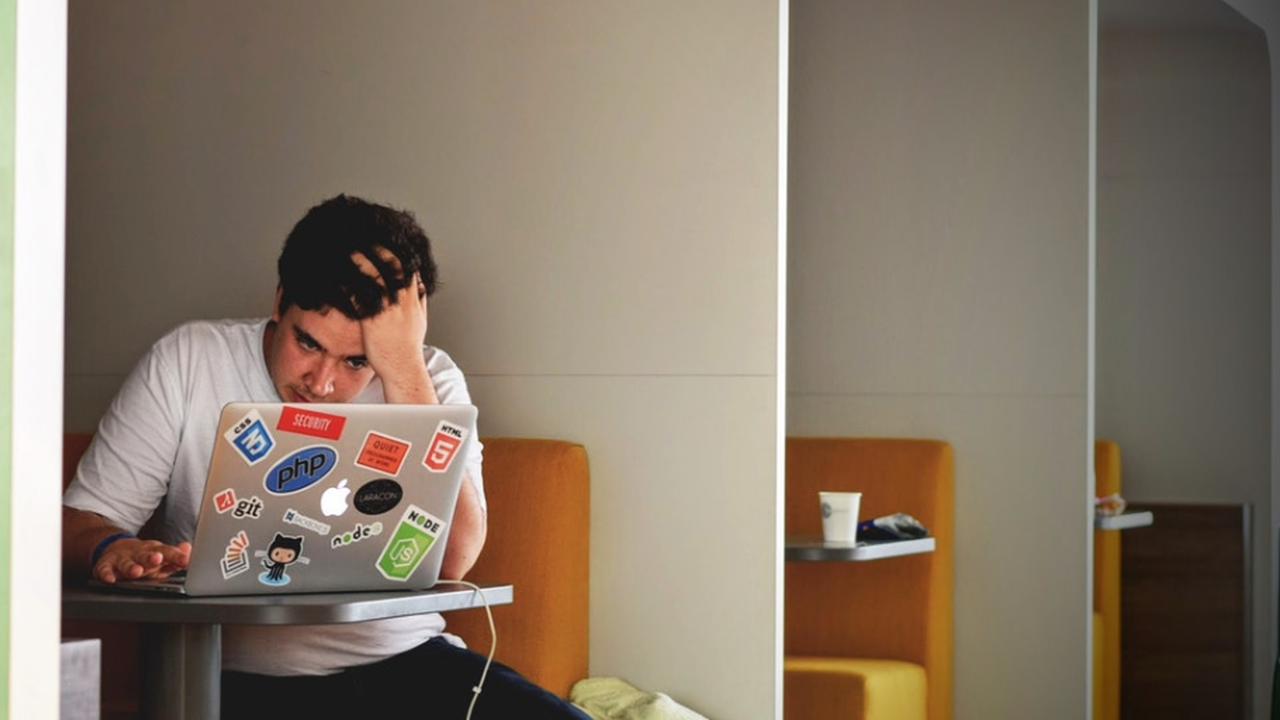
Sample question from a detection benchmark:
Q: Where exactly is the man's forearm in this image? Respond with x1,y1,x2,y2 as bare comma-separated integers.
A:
439,476,487,580
62,505,131,578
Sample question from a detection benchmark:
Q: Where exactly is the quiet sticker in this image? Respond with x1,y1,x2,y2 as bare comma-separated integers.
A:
277,406,347,441
356,432,411,476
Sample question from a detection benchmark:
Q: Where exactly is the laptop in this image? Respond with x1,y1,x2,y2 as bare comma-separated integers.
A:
98,401,478,596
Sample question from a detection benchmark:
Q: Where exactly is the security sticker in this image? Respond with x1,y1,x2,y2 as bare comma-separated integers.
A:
423,420,467,473
225,409,275,466
283,508,331,536
256,532,309,586
277,406,347,441
220,531,251,579
356,432,411,476
376,505,447,581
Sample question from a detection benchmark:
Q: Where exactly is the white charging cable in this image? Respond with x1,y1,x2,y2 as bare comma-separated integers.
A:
435,580,497,720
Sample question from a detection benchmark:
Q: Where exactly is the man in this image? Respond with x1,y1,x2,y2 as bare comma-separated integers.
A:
62,194,590,720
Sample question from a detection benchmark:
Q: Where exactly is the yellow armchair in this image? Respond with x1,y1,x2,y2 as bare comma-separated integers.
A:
784,437,955,720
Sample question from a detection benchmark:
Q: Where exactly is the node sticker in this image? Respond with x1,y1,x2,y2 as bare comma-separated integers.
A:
225,409,275,466
356,431,411,476
423,420,467,473
277,406,347,440
376,505,446,581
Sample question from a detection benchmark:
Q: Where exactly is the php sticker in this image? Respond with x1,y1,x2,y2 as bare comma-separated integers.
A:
356,432,411,476
423,420,467,473
220,531,251,579
376,505,446,581
263,445,338,495
277,406,346,441
225,409,275,466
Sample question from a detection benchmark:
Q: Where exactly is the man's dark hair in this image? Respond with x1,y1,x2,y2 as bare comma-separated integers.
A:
276,194,438,319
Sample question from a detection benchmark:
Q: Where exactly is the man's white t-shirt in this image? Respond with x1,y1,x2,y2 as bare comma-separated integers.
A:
64,318,485,676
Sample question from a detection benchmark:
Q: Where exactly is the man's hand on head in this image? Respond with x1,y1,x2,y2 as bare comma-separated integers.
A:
350,249,439,405
94,537,192,584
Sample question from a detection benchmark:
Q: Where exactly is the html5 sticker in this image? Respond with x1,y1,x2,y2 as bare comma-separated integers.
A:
356,431,411,476
423,420,467,473
224,409,275,466
277,406,346,441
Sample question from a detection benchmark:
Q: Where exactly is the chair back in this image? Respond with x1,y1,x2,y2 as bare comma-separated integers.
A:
784,437,954,720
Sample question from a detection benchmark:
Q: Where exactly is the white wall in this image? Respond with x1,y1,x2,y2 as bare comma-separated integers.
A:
1096,22,1272,717
64,2,784,717
8,0,67,716
787,2,1093,719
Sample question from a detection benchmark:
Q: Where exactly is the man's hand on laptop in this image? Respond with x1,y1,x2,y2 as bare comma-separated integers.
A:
94,537,192,584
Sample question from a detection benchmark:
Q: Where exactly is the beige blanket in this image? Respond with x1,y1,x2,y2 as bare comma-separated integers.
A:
570,677,711,720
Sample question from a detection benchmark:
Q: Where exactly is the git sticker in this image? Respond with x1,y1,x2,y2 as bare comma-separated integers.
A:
423,420,467,473
225,409,275,466
356,432,411,476
376,505,446,581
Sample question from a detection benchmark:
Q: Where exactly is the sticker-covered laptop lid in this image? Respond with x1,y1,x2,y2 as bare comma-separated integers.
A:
178,402,477,596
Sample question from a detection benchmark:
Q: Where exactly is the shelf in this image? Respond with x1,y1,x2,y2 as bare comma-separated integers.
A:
785,536,935,562
1094,510,1154,530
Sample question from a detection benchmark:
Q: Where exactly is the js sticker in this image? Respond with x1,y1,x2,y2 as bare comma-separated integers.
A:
225,409,275,466
376,505,446,581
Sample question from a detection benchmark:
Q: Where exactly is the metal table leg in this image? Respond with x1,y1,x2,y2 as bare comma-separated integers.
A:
140,623,221,720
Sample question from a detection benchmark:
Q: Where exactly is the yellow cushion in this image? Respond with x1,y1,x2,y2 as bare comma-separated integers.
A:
785,656,927,720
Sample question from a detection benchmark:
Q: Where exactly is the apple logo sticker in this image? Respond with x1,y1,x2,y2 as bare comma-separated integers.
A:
320,478,352,517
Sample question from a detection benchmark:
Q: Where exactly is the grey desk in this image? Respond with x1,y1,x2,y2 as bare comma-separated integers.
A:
62,583,513,720
785,535,936,561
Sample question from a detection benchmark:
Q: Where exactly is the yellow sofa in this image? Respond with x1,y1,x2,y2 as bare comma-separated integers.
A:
62,433,591,719
784,437,954,720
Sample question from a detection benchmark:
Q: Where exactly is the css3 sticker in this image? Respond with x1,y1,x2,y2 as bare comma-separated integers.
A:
225,409,275,465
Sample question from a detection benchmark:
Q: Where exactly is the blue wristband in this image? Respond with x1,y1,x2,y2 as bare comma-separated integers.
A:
91,531,135,567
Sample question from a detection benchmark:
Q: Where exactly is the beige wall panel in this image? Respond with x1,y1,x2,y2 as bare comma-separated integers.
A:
471,374,780,720
787,392,1090,719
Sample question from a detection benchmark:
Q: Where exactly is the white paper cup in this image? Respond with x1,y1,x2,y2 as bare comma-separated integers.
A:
819,491,862,544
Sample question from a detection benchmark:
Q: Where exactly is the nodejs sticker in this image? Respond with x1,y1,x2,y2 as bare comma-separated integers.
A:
225,409,275,465
356,432,411,476
277,406,346,440
376,505,446,582
423,420,467,473
353,479,403,515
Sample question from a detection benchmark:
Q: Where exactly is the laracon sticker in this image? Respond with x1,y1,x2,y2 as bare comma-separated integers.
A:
224,409,275,466
423,420,467,473
277,406,347,441
353,479,403,516
220,531,251,579
376,505,446,581
263,445,338,495
355,432,411,476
